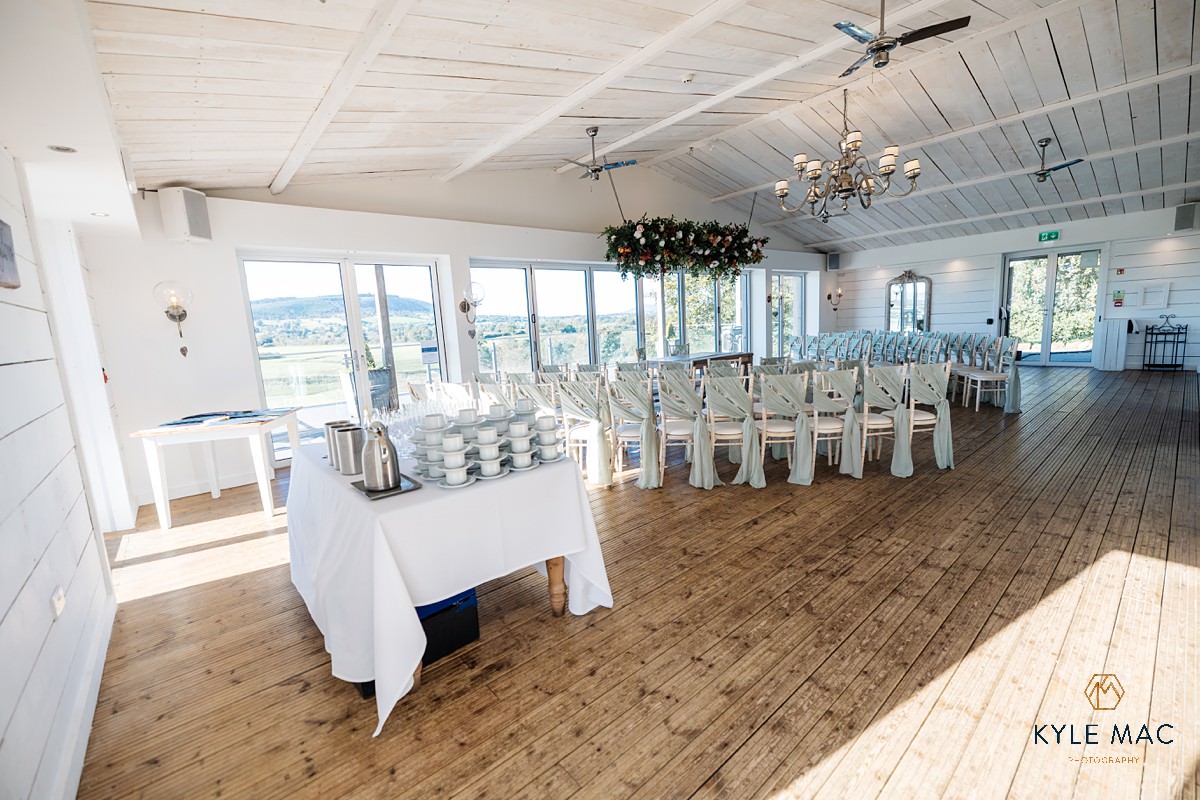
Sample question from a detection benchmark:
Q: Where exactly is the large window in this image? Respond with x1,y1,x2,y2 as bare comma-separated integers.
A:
534,268,590,368
593,271,640,363
243,256,444,456
469,261,750,371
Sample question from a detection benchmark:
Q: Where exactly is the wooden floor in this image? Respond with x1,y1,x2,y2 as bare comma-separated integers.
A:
81,368,1199,800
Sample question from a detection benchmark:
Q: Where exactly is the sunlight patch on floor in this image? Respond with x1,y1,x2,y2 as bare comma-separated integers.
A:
113,510,286,562
767,550,1197,799
110,532,290,603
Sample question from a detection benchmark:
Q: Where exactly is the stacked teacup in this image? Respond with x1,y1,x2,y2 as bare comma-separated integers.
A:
415,413,449,480
474,424,508,479
513,397,538,428
440,432,472,487
454,406,481,441
484,403,511,435
507,419,537,470
534,415,564,462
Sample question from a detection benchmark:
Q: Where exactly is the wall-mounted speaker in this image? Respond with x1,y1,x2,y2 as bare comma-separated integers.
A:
159,187,212,241
826,252,840,271
1173,203,1199,233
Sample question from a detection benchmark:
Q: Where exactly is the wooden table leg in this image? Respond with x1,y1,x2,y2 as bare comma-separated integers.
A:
546,556,566,616
412,661,423,690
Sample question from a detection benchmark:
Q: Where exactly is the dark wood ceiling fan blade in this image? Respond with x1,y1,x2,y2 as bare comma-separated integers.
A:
839,51,874,78
1046,158,1084,172
896,15,970,46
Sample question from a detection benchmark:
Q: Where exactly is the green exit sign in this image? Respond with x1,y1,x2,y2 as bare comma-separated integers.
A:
1038,229,1061,242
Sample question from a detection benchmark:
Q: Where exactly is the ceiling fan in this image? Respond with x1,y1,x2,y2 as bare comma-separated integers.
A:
834,0,971,77
564,126,636,181
1033,137,1083,182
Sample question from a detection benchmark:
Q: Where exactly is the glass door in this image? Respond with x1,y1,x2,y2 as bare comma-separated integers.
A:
1048,252,1100,363
772,272,806,359
533,268,591,369
354,262,443,407
1004,250,1099,364
243,259,361,457
1005,255,1049,362
470,266,535,376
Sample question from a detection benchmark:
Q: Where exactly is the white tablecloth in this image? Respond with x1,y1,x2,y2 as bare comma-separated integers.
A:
286,444,613,735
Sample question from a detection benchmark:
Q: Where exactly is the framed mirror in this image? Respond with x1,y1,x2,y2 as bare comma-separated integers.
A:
886,270,931,332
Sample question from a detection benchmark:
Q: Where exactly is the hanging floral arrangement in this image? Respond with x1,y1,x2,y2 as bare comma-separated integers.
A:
602,215,768,281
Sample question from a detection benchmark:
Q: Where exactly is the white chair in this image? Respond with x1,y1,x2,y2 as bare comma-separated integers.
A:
557,378,613,487
704,375,765,488
867,364,913,478
909,361,954,469
811,368,864,479
657,370,719,489
756,371,814,485
607,374,660,488
962,336,1018,411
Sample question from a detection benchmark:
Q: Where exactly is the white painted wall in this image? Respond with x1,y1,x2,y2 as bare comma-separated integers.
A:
820,207,1200,371
215,166,796,246
80,194,818,507
0,146,115,800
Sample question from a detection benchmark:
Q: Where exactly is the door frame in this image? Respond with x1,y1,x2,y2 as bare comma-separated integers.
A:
1001,246,1102,366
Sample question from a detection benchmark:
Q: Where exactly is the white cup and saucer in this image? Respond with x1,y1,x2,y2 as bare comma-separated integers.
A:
439,465,475,489
421,413,449,431
476,457,508,479
441,432,467,454
476,442,501,461
537,442,563,462
509,450,537,470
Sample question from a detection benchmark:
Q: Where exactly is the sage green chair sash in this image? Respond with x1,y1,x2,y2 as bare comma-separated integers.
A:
557,379,613,487
760,372,814,486
705,376,765,488
659,371,720,489
910,363,954,469
822,368,863,479
865,364,912,478
705,361,740,379
608,376,661,489
1004,359,1022,413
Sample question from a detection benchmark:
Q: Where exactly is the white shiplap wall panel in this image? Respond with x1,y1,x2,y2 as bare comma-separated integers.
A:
1109,242,1200,372
830,254,998,333
0,145,114,800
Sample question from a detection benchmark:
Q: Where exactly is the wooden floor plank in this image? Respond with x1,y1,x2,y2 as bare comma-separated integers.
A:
78,369,1199,800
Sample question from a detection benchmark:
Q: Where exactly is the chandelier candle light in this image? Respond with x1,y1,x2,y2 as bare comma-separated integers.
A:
774,89,921,222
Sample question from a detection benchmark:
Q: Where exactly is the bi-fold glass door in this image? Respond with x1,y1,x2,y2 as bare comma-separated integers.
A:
470,263,646,375
1004,249,1100,364
243,257,445,457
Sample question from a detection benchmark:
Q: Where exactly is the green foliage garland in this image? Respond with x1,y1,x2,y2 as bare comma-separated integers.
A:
602,215,768,281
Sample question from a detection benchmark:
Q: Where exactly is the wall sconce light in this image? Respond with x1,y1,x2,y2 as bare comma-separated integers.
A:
458,281,485,338
153,280,192,357
827,287,843,311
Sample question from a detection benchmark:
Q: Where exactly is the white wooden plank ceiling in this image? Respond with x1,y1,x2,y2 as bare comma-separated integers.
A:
86,0,1200,250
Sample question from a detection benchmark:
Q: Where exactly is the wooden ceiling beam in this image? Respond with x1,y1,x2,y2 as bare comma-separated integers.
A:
268,0,417,195
554,0,956,173
759,129,1200,227
439,0,751,181
716,61,1200,203
646,0,1095,180
800,178,1200,248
